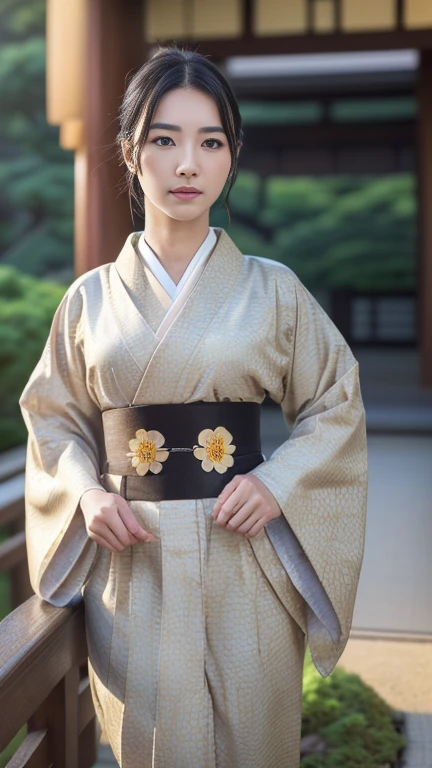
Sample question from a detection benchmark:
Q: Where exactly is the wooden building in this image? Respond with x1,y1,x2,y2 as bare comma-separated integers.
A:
46,0,432,386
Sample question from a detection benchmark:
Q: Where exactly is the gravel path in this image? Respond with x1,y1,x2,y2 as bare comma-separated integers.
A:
337,636,432,713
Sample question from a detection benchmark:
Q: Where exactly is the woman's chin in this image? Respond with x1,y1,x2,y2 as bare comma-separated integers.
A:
162,204,209,223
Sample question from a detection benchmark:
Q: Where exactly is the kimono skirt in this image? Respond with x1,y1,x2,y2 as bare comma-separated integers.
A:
83,494,307,768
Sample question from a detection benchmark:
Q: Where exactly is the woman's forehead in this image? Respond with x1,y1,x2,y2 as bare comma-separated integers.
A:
133,88,222,143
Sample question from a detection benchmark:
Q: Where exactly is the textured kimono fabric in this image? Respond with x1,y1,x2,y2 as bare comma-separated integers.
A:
19,228,368,768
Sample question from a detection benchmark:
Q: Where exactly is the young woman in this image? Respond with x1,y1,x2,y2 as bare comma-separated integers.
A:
19,46,368,768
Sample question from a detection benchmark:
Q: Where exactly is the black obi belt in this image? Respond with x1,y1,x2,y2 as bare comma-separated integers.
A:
101,401,264,501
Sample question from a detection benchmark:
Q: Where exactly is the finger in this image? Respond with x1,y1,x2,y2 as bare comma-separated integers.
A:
93,524,142,550
105,511,142,548
245,519,266,538
90,521,126,551
212,475,244,518
236,511,262,535
115,495,157,541
214,485,248,527
226,500,258,531
90,532,120,554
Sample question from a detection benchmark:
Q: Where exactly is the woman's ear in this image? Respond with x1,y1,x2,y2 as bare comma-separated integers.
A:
121,138,136,174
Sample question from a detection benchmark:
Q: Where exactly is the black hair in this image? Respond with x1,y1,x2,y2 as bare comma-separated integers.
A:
116,45,243,223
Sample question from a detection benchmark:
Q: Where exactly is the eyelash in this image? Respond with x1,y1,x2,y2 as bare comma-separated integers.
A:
151,136,224,149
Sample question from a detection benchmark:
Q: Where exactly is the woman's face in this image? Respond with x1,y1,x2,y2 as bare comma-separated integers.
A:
128,87,233,223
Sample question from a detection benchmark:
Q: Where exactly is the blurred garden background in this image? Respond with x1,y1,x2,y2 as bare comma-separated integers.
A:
0,0,419,454
1,1,432,766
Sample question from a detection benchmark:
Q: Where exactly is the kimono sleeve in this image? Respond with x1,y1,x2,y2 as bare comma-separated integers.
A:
249,275,368,678
18,284,106,607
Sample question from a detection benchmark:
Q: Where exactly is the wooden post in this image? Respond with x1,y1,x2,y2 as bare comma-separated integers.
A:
75,0,146,276
417,50,432,388
28,666,80,768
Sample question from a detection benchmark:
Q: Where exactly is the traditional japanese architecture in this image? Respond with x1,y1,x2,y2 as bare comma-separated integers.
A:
46,0,432,386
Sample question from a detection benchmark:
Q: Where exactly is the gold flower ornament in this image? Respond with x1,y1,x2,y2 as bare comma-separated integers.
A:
127,429,169,476
193,427,236,473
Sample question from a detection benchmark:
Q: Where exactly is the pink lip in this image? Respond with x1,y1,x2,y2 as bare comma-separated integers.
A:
171,186,202,193
170,186,202,200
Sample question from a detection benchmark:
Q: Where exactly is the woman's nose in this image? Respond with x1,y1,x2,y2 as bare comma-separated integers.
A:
176,147,199,177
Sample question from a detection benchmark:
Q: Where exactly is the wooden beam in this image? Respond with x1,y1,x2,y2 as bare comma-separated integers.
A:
75,0,146,276
243,0,253,38
396,0,404,31
417,50,432,388
243,120,415,149
232,76,415,101
178,27,432,59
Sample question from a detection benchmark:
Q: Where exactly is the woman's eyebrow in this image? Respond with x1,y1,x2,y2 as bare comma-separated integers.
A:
149,122,225,134
198,126,225,134
149,122,181,131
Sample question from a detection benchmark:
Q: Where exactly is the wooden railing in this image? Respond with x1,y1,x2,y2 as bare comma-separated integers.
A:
0,446,98,766
0,597,98,767
0,445,32,610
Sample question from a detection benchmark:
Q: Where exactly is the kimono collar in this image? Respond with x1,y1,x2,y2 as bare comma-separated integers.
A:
110,226,246,402
137,227,218,301
114,226,244,305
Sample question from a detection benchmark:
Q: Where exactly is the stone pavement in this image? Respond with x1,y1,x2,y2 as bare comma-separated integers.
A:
95,742,118,767
402,713,432,768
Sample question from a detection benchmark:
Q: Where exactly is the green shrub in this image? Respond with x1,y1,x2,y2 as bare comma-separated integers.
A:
0,265,66,451
215,171,416,293
301,651,406,767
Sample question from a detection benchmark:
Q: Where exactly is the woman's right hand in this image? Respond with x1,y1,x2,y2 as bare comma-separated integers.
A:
80,489,157,552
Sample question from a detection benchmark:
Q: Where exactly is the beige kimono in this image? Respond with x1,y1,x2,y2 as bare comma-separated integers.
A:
19,227,368,768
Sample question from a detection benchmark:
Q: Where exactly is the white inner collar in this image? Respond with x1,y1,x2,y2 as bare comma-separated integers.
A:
138,227,217,301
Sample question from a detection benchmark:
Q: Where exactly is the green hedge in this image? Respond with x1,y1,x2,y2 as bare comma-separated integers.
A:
301,650,405,767
211,172,416,292
0,265,66,451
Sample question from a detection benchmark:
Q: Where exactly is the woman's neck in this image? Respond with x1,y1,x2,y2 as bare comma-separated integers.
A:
143,207,211,284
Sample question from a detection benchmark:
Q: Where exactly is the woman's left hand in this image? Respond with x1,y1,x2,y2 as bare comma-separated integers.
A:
212,474,282,538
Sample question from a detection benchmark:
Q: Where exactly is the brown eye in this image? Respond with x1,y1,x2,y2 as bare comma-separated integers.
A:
152,136,174,146
203,139,223,149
